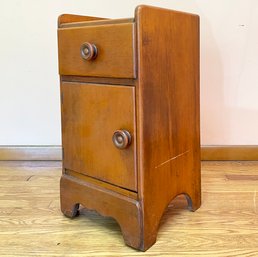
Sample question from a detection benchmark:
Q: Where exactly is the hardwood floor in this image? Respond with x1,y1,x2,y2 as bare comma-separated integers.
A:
0,161,258,256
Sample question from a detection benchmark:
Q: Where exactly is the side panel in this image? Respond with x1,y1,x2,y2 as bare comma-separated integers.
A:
135,5,201,247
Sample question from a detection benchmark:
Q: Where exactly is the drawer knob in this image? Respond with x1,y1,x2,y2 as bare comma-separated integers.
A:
80,42,98,60
112,130,132,149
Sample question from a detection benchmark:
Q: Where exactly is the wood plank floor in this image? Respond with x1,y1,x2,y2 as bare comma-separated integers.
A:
0,161,258,256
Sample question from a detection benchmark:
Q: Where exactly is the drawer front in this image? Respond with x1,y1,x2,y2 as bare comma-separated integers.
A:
58,23,135,78
61,82,137,191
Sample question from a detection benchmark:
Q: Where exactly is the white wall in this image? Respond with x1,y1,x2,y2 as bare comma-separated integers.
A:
0,0,258,145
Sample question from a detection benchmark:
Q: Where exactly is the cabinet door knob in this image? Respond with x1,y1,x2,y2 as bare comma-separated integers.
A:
112,130,132,149
80,42,98,60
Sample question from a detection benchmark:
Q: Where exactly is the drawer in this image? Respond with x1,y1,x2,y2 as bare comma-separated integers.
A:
58,23,136,78
61,82,137,191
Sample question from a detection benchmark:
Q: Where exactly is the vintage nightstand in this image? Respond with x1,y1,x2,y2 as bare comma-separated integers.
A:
57,5,201,251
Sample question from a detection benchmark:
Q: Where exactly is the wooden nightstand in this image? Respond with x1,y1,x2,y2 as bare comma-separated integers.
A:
57,5,201,251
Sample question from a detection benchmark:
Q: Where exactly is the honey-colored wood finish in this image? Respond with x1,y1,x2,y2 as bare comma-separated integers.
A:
58,14,106,27
1,161,258,256
58,23,136,78
61,82,137,191
60,174,142,248
65,169,137,200
61,75,135,86
135,5,200,249
59,18,134,28
58,5,200,251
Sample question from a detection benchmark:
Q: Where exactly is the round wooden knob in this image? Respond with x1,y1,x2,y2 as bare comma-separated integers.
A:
112,130,132,149
80,42,98,60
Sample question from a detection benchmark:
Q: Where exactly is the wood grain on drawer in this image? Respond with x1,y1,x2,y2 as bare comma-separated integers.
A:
58,23,136,78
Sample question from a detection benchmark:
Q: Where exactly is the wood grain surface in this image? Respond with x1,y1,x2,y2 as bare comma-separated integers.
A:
135,5,201,249
0,161,258,256
59,18,134,28
58,14,106,27
58,5,201,250
61,82,137,191
58,22,136,78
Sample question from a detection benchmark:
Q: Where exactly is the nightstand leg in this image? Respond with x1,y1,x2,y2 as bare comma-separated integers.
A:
184,170,201,212
60,174,145,250
60,197,80,218
185,192,201,211
60,177,80,218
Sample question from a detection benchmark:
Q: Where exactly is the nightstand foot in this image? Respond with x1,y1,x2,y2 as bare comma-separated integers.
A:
60,174,145,250
60,198,80,218
184,192,201,212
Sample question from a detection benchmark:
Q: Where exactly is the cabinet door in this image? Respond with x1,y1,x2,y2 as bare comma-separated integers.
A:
61,82,137,191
